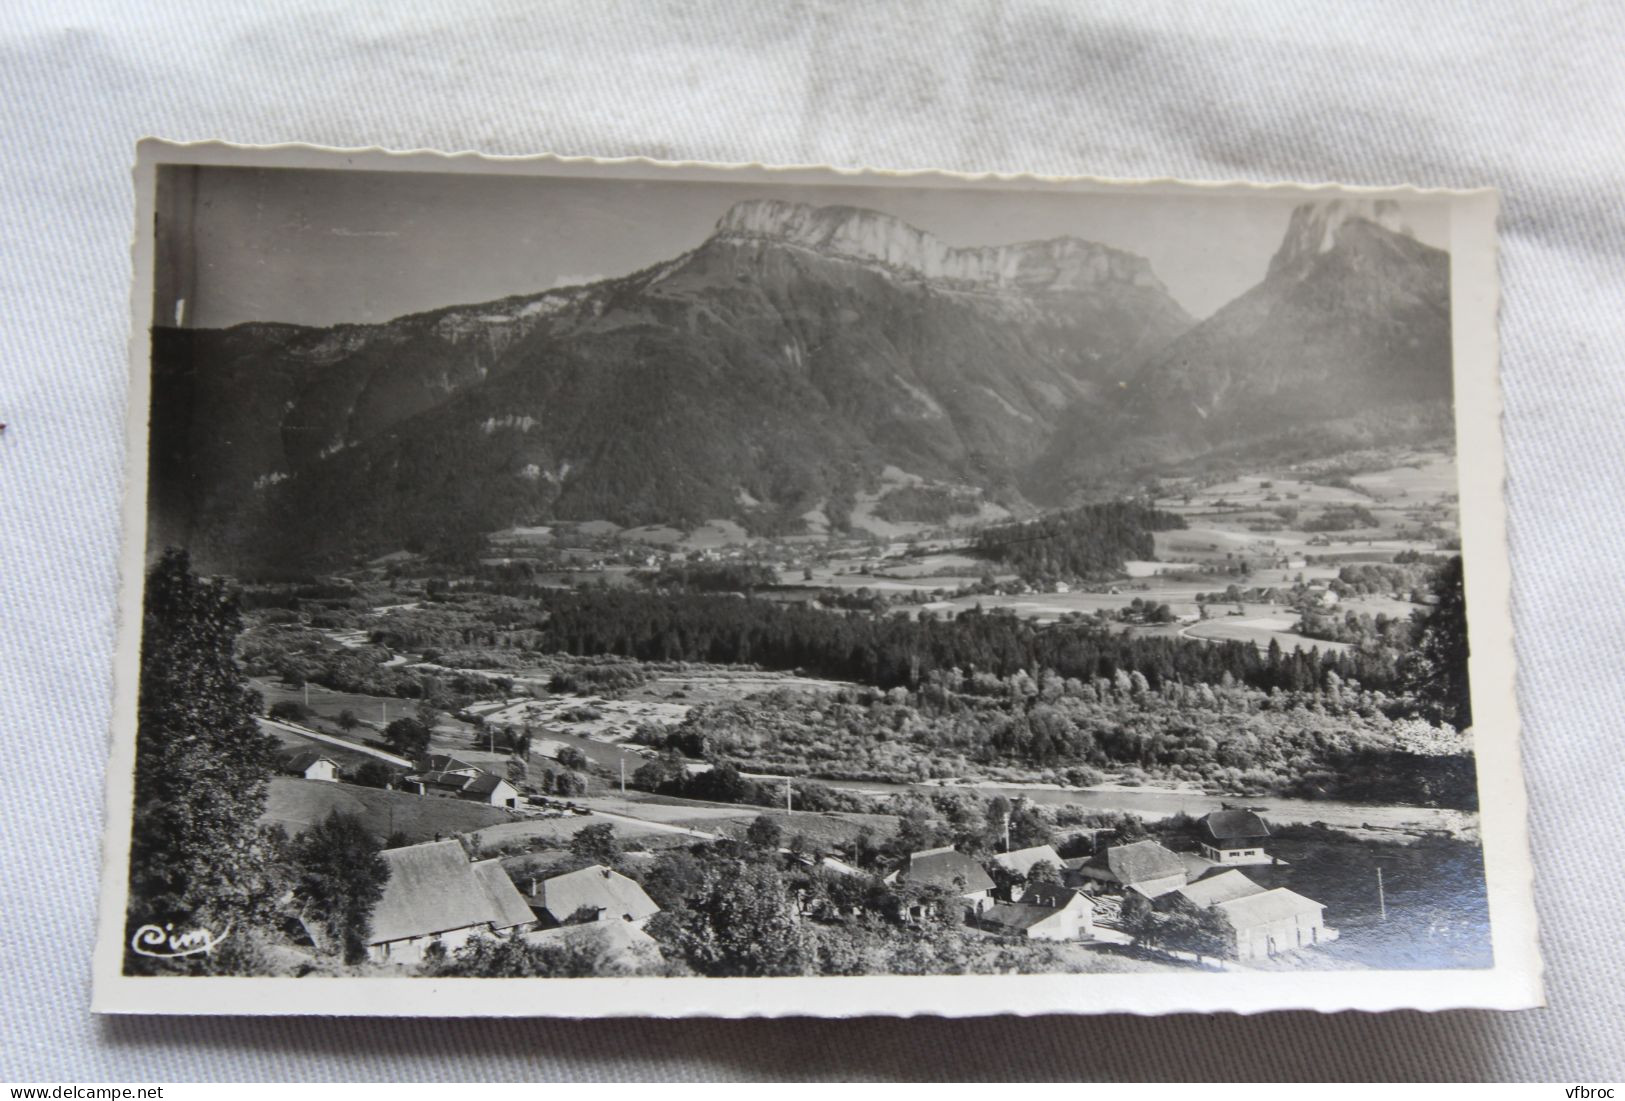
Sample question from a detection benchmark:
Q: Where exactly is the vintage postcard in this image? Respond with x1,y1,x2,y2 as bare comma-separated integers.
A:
94,140,1539,1016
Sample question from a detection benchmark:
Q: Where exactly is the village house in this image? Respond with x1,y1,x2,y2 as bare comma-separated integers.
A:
1198,809,1274,865
1158,868,1268,913
366,841,535,965
278,750,339,783
1067,839,1189,899
1211,887,1333,959
979,882,1094,941
886,845,998,914
525,864,661,929
422,753,481,776
404,765,521,809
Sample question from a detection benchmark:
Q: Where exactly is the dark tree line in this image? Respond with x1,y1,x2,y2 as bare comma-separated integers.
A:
970,502,1187,581
531,588,1410,695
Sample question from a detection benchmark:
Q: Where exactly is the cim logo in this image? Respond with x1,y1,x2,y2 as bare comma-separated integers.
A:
130,921,231,959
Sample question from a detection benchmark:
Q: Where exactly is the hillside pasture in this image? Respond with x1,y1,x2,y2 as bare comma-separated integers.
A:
1181,613,1351,654
260,777,515,844
265,725,393,775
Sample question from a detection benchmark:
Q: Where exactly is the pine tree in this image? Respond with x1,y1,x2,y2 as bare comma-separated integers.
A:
1404,555,1472,730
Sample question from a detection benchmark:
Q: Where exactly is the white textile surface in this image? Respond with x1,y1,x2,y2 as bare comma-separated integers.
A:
1,0,1621,1082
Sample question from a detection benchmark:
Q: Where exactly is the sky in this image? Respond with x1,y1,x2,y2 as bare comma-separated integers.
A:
156,165,1451,329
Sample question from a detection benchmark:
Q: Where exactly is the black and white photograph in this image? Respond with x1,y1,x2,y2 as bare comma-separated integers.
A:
93,142,1534,1018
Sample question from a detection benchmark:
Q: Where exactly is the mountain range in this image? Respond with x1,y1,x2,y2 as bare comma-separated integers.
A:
148,196,1452,571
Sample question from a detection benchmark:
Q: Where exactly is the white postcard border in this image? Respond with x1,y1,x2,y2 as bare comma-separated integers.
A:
92,140,1540,1017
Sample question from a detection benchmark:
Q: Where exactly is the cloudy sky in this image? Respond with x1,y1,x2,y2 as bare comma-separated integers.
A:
156,165,1450,329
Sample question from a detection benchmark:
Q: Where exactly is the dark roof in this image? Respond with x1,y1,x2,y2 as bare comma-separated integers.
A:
1201,809,1270,846
899,846,995,894
423,754,477,773
1081,840,1187,887
413,770,474,791
981,902,1057,933
279,750,333,774
1019,882,1085,910
463,773,511,797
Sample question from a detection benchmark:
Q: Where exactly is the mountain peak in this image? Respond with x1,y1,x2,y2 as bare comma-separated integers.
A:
1268,199,1416,280
713,198,1168,294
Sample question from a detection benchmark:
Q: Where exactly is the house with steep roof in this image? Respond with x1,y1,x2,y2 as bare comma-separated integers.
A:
980,882,1095,941
1212,887,1332,959
473,858,540,933
279,750,339,782
989,844,1064,881
1160,868,1269,912
526,864,661,929
405,765,521,808
886,846,997,913
366,840,534,964
1198,809,1273,865
421,754,481,776
1067,839,1188,899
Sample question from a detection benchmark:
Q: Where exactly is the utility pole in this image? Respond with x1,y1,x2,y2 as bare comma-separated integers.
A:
303,682,309,709
786,777,793,815
620,758,626,796
1377,866,1387,921
1003,813,1011,853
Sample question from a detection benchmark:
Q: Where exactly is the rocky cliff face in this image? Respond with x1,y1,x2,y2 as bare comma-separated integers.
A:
1266,199,1415,280
714,199,1166,293
150,201,1194,570
149,197,1451,571
1031,201,1453,503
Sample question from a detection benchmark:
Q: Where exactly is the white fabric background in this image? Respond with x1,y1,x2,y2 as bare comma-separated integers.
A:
2,0,1621,1082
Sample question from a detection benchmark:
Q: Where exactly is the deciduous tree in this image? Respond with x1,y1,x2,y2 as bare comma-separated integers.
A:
292,810,389,963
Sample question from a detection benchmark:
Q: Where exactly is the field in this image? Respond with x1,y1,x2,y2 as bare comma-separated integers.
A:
694,807,902,851
260,777,515,843
1179,612,1351,654
263,724,396,773
1201,825,1491,970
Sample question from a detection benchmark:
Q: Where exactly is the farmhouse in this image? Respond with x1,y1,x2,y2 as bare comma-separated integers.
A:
366,840,535,964
989,844,1064,881
278,750,338,782
1067,839,1188,899
887,845,997,912
980,882,1094,941
1161,868,1268,912
1213,887,1332,959
526,864,661,929
522,920,662,972
1198,809,1273,865
405,766,521,809
472,858,538,933
422,754,481,776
